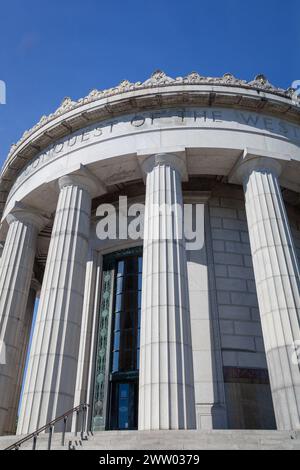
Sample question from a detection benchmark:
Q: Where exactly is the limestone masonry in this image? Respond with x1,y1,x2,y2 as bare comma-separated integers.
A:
0,71,299,445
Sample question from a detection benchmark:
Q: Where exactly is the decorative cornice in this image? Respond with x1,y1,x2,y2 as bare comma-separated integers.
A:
5,71,299,164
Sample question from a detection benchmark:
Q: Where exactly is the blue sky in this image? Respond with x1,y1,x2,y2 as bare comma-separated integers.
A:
0,0,299,167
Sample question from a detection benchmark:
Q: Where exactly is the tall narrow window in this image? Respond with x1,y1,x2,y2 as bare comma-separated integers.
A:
109,253,142,430
92,248,142,431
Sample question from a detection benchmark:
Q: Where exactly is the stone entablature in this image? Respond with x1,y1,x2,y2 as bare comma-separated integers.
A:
8,107,300,197
1,71,300,216
2,105,300,227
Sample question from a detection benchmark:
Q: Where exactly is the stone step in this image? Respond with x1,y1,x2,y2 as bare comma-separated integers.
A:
1,430,300,451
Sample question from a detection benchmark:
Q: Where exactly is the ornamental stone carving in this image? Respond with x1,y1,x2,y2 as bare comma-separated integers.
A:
143,69,175,86
3,70,300,166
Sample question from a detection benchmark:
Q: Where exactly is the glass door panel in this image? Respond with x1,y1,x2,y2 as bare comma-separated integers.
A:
92,247,142,431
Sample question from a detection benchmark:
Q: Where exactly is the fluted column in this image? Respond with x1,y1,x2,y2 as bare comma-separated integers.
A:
72,250,100,425
0,204,46,435
239,156,300,430
5,287,37,434
139,153,196,430
17,171,98,434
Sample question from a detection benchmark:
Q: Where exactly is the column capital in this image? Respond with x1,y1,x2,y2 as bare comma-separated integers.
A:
229,149,289,185
140,153,188,180
58,164,106,197
6,202,50,231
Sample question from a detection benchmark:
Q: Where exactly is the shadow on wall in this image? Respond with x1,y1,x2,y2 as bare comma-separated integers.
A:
223,367,276,430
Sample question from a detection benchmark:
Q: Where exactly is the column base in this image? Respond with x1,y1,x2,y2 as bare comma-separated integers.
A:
196,404,228,430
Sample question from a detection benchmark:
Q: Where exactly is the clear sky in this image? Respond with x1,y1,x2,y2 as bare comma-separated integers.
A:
0,0,299,166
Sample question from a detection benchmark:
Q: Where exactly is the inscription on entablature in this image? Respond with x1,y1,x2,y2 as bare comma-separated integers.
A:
9,107,300,195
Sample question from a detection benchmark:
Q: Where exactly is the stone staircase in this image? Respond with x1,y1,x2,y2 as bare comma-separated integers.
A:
1,429,300,450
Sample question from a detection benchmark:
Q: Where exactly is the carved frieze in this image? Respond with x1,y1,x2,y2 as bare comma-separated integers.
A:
3,70,300,166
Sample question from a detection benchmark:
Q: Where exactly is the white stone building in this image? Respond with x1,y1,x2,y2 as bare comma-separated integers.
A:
0,71,299,442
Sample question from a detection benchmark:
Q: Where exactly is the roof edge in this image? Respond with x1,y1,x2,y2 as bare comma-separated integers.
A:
4,70,299,165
